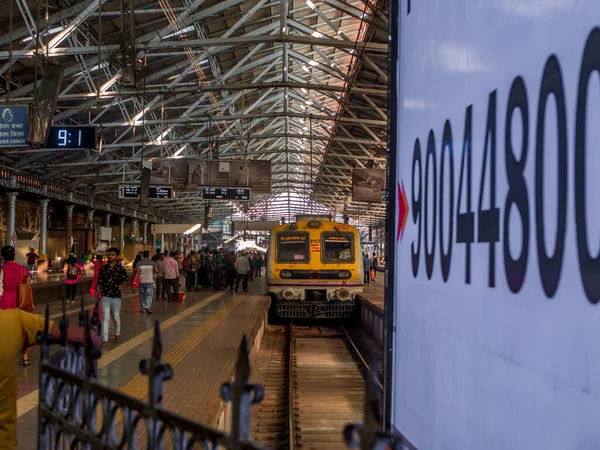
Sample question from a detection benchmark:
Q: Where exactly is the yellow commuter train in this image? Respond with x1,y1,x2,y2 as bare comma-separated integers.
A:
266,215,364,319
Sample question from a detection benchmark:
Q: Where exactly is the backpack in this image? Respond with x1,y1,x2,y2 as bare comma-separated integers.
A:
67,265,79,280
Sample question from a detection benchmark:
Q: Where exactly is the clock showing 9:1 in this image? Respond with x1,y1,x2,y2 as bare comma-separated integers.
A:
45,126,97,149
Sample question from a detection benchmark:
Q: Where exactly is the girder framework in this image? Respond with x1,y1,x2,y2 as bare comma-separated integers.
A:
0,0,389,228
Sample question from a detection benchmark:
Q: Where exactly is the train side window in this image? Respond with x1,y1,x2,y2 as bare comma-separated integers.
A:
322,232,354,263
276,232,309,263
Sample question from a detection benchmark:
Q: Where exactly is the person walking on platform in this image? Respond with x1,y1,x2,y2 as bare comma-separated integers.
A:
151,248,161,262
225,251,237,291
155,253,166,300
248,254,255,282
0,308,99,450
363,253,372,286
25,248,38,275
130,253,142,294
89,255,105,298
184,251,198,291
212,250,223,290
234,252,250,293
371,254,378,283
0,246,33,365
255,254,264,278
97,247,129,347
164,251,181,302
65,255,83,305
136,250,157,314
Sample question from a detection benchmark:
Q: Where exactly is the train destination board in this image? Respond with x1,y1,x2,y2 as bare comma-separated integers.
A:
119,185,174,200
201,187,250,201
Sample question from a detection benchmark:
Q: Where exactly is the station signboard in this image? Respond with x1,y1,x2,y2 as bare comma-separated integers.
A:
389,1,600,449
0,105,29,147
118,185,174,200
200,187,251,201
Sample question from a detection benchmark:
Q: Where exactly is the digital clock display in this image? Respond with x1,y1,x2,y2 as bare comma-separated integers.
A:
46,126,96,149
119,185,174,200
201,187,251,201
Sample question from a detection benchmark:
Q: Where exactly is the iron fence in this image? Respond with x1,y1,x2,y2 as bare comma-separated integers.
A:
35,299,402,450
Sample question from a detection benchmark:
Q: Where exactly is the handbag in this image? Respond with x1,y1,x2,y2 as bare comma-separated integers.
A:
17,265,34,312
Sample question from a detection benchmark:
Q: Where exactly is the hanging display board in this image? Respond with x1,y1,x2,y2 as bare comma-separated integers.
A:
389,1,600,449
200,187,251,201
149,159,271,192
45,126,96,149
352,168,386,202
0,105,29,147
118,185,174,199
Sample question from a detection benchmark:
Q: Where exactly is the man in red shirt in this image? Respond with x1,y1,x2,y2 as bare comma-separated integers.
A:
25,248,38,275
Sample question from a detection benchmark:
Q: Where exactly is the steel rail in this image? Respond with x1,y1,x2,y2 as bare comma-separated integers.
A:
340,324,383,391
288,324,296,450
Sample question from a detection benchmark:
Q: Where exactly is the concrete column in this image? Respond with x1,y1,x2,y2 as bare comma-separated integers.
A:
132,219,139,243
161,233,165,252
86,209,95,252
39,199,50,255
66,205,75,255
7,192,17,246
119,216,126,250
143,222,148,246
105,213,111,227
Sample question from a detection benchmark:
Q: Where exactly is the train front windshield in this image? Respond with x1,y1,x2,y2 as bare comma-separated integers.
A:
322,233,354,263
276,232,309,263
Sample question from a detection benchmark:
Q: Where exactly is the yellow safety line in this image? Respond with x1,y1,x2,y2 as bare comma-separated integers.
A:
119,293,248,399
16,290,230,417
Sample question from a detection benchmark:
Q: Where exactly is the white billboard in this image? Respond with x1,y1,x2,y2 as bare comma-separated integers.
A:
390,1,600,448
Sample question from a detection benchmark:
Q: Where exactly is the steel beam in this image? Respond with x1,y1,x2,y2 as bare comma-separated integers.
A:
0,35,387,59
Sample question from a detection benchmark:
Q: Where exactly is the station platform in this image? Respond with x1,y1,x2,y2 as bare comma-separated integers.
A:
356,282,385,348
15,277,270,448
357,281,384,311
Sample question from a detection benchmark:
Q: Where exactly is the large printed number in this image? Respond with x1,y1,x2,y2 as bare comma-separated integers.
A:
503,77,530,293
58,129,68,146
575,29,600,304
536,55,567,298
411,139,422,277
456,106,474,284
477,91,500,287
404,28,600,304
424,131,437,279
439,121,454,282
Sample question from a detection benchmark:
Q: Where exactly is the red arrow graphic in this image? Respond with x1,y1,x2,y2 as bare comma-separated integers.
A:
397,181,409,242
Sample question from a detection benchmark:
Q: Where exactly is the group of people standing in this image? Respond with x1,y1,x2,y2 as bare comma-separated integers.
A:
157,248,265,293
363,253,381,285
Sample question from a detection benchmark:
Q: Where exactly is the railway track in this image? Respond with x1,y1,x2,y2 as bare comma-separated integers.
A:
251,323,380,449
290,324,379,450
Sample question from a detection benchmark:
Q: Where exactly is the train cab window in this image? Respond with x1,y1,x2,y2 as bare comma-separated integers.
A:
322,233,354,263
276,232,309,263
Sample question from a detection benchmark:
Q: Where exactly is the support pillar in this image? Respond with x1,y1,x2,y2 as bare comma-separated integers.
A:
105,213,111,227
87,209,95,252
143,222,148,246
161,233,165,252
119,217,126,250
7,192,17,247
132,219,139,245
66,205,75,256
39,199,49,255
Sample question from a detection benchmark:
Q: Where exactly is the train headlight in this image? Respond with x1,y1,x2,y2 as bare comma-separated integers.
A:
282,288,297,300
280,270,293,279
338,270,351,279
336,288,351,301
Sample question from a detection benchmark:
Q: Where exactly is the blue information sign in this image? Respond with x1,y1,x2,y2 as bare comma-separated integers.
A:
0,106,29,147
